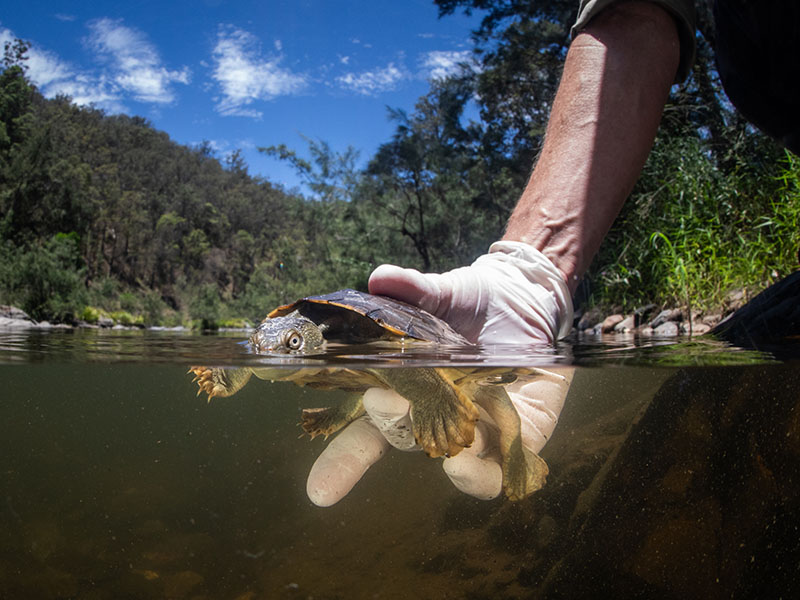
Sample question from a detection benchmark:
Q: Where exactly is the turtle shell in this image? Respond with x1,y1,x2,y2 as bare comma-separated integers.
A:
268,288,469,345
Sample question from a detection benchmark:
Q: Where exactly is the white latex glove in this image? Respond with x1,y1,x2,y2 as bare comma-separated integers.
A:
305,241,575,506
368,241,574,344
306,368,573,506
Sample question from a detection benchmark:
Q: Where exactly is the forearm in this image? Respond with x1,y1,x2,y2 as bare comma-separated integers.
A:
503,1,680,292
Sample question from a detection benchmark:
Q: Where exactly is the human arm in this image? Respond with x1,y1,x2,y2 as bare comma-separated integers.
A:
504,1,682,293
306,2,684,505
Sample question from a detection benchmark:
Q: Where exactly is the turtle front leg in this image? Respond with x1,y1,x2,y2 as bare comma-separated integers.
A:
371,368,479,458
190,366,254,400
301,392,366,439
471,383,547,501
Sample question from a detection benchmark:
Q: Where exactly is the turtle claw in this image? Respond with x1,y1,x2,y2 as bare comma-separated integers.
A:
190,366,221,399
300,406,344,440
188,366,252,400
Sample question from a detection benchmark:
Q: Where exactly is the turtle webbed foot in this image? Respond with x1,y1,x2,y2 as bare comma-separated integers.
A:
301,407,346,439
301,393,365,440
189,366,251,399
413,400,479,459
503,441,548,501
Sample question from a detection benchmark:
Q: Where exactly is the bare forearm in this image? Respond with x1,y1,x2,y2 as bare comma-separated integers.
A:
503,1,680,292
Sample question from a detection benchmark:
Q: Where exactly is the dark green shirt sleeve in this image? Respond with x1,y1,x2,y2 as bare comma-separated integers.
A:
571,0,697,82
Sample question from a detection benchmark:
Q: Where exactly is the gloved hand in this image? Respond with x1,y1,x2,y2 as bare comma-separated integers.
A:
305,240,575,506
306,368,573,506
368,240,574,345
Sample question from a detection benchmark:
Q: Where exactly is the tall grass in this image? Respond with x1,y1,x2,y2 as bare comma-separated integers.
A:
588,136,800,311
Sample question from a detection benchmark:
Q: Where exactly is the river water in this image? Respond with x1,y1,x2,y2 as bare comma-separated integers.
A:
1,328,798,599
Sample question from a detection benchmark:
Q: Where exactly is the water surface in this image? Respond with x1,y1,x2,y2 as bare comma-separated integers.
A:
1,329,798,599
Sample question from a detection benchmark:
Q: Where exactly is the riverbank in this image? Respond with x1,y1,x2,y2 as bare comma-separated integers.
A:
3,298,742,339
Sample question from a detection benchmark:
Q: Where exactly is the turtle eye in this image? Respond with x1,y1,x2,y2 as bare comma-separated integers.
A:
286,330,303,350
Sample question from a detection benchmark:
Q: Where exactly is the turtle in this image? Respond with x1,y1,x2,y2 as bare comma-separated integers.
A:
190,288,549,500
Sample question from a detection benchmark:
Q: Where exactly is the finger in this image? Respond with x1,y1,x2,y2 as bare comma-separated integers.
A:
362,387,419,451
508,367,574,453
442,419,503,500
306,416,390,507
368,264,444,316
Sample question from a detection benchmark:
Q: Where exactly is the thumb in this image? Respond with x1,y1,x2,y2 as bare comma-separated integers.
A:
368,264,446,317
368,263,486,342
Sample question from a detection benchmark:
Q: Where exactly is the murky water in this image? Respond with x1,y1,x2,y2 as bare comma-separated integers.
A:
1,328,798,599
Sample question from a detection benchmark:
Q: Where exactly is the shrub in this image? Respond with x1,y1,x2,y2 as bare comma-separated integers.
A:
0,233,88,322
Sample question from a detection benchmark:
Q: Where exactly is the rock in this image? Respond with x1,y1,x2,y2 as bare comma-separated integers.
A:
653,321,680,336
724,287,747,311
0,305,38,328
0,316,37,329
711,271,800,354
0,305,32,320
577,307,605,331
600,314,624,333
701,313,724,326
613,315,636,333
98,316,114,328
633,304,659,324
684,322,711,336
538,365,800,598
650,308,683,328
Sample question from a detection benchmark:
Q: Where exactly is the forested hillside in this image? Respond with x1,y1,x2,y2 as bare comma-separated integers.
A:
0,41,374,325
2,1,799,327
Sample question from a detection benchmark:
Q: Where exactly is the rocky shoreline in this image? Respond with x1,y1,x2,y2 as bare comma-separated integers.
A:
3,294,747,339
0,305,189,332
574,288,748,338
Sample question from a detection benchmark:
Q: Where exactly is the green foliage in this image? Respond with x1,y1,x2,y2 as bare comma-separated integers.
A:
141,290,166,326
81,305,102,324
587,137,799,310
189,283,221,330
1,17,797,327
109,310,138,326
361,77,508,270
260,136,360,203
0,233,87,321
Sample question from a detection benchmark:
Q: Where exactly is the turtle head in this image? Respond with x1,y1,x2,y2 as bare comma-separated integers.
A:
249,311,326,354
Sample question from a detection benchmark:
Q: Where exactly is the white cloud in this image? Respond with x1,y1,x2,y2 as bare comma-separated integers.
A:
211,25,308,118
419,50,474,81
85,18,190,104
46,75,127,113
1,26,123,111
336,62,408,95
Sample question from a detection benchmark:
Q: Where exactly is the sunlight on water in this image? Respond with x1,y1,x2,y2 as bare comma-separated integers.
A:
0,329,798,598
0,327,779,368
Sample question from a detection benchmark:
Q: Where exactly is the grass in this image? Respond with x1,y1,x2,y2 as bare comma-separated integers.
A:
588,138,800,313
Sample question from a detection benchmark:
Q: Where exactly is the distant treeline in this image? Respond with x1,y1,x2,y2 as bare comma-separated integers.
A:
1,1,798,327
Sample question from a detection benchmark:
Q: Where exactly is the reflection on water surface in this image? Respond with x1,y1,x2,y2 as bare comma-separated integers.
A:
0,329,798,598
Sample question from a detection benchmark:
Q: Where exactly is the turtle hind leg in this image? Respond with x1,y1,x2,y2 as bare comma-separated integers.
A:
301,392,365,439
472,383,548,501
503,437,548,501
371,368,479,459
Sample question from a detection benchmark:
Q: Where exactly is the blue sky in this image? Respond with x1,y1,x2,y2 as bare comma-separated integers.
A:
1,0,481,193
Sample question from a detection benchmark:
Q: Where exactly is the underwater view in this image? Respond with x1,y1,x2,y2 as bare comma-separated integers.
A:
1,328,799,599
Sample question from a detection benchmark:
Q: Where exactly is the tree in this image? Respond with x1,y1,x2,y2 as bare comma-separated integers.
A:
259,136,360,203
